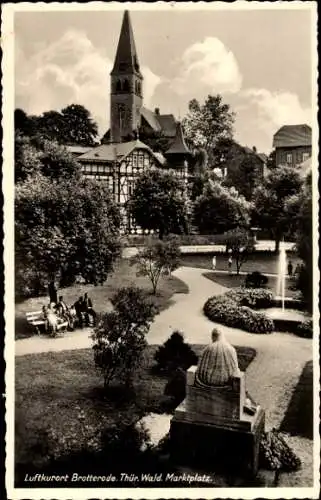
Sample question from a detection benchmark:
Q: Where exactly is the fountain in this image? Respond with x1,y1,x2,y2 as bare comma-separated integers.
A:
276,243,287,311
260,242,309,332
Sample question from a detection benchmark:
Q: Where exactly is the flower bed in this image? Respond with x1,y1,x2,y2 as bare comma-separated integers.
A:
204,288,274,334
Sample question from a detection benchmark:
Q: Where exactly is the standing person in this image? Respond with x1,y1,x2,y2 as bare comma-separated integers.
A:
228,255,233,274
212,255,217,271
48,280,58,305
46,303,58,337
83,292,97,326
287,260,293,277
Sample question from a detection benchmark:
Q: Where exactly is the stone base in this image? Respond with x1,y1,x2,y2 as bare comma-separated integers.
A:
170,404,265,477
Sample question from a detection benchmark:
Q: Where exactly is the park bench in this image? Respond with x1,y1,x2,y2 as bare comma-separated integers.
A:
25,311,68,336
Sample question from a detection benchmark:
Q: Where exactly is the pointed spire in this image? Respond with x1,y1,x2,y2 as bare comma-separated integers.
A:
165,122,191,156
111,10,142,77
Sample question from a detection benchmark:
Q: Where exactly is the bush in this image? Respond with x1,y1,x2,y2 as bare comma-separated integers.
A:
245,271,269,288
154,331,198,373
225,287,274,309
204,290,274,334
296,319,313,339
164,367,187,406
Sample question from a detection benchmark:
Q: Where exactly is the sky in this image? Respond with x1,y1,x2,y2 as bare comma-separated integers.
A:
14,4,315,154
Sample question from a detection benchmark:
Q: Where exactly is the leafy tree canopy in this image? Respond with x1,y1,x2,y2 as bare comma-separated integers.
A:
15,134,81,183
14,104,99,146
15,174,121,298
182,95,235,167
128,169,188,239
193,180,251,234
252,165,303,252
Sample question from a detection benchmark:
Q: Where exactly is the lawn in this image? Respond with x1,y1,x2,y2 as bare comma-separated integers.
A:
280,361,313,440
181,253,300,276
203,272,299,298
15,344,256,485
15,259,189,340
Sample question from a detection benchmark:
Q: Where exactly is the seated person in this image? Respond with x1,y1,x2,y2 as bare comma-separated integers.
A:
83,292,97,326
73,296,86,327
195,328,257,414
55,296,74,329
44,303,59,336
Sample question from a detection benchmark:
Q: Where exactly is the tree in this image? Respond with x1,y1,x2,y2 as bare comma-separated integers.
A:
60,104,99,146
15,105,99,146
15,135,81,183
14,108,37,137
252,165,303,252
130,237,181,294
193,180,251,234
286,173,313,310
39,140,82,181
92,287,158,390
223,145,263,200
224,228,255,275
137,127,171,154
15,174,121,298
182,95,235,167
15,133,43,183
128,169,188,239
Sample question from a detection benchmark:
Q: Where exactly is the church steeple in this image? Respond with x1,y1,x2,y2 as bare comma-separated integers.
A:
110,10,143,143
111,10,142,77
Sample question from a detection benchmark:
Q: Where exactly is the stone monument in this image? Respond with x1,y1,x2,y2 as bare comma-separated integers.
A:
170,329,265,477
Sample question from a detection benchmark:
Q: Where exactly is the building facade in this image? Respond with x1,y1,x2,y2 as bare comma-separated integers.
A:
273,124,312,168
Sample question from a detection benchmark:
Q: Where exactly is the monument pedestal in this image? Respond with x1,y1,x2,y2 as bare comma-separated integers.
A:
170,366,265,477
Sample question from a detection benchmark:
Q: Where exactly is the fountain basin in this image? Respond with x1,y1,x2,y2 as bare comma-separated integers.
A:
259,307,309,333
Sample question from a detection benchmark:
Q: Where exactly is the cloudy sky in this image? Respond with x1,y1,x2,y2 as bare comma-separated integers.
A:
14,4,315,153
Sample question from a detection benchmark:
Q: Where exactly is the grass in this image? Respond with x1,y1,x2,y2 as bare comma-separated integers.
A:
280,361,313,440
203,272,299,298
15,259,189,340
15,344,256,483
181,253,300,276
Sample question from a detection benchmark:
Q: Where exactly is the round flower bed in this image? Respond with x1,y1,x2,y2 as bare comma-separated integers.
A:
204,288,274,334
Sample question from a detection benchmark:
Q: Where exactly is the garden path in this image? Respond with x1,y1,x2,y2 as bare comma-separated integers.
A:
15,266,313,432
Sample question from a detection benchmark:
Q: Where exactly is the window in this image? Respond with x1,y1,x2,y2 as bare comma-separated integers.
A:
286,153,292,164
116,80,122,92
123,79,130,92
302,152,310,162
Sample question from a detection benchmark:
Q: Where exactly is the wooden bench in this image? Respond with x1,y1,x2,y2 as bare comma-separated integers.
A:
26,311,68,336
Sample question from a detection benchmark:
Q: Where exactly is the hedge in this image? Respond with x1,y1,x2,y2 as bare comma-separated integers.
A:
204,288,274,334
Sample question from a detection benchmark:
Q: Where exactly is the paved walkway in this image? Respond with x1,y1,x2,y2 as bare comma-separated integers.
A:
15,266,312,431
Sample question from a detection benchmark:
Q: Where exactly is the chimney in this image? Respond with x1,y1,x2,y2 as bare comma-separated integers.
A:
155,107,160,115
252,146,257,153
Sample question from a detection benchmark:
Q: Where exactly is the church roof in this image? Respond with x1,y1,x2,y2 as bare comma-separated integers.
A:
141,107,177,138
157,114,177,137
110,10,142,77
141,107,162,132
273,124,312,148
77,140,161,164
165,122,191,156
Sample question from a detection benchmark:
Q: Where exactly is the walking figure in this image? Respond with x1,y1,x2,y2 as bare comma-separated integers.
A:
212,256,216,271
287,260,293,277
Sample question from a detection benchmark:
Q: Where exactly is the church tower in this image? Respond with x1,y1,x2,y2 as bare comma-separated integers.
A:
110,10,143,143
